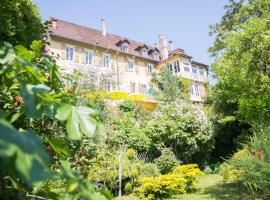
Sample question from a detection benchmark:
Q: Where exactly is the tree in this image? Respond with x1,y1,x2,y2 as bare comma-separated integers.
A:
209,0,270,127
151,67,189,102
144,100,214,166
0,0,46,47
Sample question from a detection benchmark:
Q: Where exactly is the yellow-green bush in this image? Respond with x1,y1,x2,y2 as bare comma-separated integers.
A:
172,164,203,191
135,174,187,200
135,164,203,199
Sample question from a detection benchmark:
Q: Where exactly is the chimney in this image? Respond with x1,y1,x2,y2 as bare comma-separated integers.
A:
159,35,169,60
101,19,106,37
168,41,173,52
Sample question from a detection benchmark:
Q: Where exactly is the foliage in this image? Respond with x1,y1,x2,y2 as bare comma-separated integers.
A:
172,164,203,191
209,0,270,127
154,148,179,174
0,0,47,47
118,100,136,113
151,67,181,102
110,112,151,152
139,163,160,178
0,41,109,199
135,164,203,199
135,174,187,200
145,100,214,165
220,127,270,198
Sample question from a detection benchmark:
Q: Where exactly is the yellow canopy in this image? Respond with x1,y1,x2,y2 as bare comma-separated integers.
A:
127,94,146,102
107,91,128,100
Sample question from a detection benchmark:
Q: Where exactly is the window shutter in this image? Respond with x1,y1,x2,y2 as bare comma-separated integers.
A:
135,66,139,74
145,66,148,76
61,44,66,60
138,83,142,93
130,82,134,93
75,47,80,63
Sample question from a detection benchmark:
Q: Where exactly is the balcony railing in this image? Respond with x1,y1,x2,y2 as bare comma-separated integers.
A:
182,72,207,82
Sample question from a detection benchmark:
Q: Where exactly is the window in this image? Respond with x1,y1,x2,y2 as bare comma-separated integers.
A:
199,69,205,76
147,64,153,74
128,60,134,72
103,54,110,67
86,51,93,64
169,64,173,72
190,83,200,96
142,84,147,95
66,47,74,61
121,44,129,53
192,67,198,74
153,53,159,61
174,61,180,73
184,66,190,72
141,49,148,57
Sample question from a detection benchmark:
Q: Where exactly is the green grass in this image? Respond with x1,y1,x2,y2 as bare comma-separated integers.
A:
171,174,256,200
119,174,257,200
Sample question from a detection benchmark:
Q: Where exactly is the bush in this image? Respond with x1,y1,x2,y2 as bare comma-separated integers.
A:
154,148,179,174
135,164,203,199
172,164,203,191
139,163,160,177
135,174,187,200
118,100,136,112
220,127,270,198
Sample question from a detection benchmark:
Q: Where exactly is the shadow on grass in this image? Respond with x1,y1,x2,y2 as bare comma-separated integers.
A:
203,182,255,200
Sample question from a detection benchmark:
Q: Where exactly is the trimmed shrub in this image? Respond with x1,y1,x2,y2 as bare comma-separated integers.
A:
172,164,203,191
135,174,187,200
139,163,160,177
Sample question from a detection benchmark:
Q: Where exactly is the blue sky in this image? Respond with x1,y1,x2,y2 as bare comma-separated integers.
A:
33,0,227,81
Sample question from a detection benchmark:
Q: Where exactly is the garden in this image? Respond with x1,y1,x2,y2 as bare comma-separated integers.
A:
0,0,270,199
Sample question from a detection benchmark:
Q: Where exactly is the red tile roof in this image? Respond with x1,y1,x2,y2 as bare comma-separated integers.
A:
49,17,160,62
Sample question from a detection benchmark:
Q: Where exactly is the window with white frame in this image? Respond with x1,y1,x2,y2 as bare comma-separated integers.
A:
147,64,153,74
153,53,159,61
130,82,137,93
128,60,134,72
66,73,72,86
190,83,200,96
141,49,148,57
199,69,205,76
120,44,129,53
66,47,74,61
174,61,180,73
192,66,198,74
103,54,110,67
184,66,190,72
106,82,112,92
142,84,147,95
86,51,93,64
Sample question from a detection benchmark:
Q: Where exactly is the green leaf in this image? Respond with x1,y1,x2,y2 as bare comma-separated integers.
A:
15,45,33,62
55,104,97,140
21,84,51,118
0,42,15,65
30,40,42,58
48,138,71,158
0,119,51,185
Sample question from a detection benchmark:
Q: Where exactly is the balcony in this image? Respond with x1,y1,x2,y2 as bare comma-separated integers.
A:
182,72,207,82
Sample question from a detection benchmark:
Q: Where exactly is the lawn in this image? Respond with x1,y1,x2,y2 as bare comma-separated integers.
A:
119,174,257,200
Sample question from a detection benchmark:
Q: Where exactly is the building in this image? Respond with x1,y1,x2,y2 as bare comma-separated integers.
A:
47,17,208,102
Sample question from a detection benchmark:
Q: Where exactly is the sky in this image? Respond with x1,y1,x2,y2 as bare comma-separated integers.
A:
33,0,227,82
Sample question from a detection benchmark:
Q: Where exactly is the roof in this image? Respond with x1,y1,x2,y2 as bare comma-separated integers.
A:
49,17,160,62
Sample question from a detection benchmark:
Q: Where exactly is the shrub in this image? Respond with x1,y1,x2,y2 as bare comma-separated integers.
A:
154,148,179,174
139,163,160,177
118,100,136,112
135,174,187,200
172,164,203,191
220,127,270,198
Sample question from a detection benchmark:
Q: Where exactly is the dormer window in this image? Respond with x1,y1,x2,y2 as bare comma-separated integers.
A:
141,49,148,57
116,39,130,53
120,44,129,53
153,53,159,61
